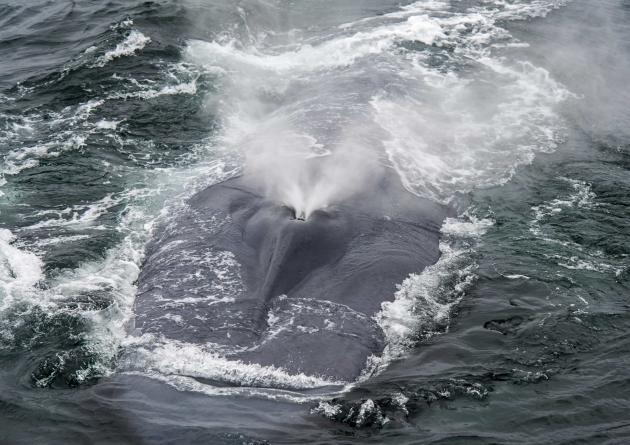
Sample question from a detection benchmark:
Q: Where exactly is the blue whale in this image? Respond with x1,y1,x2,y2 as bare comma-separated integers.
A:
133,175,449,383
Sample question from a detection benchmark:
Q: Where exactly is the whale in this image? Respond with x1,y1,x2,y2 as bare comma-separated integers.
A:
133,174,450,383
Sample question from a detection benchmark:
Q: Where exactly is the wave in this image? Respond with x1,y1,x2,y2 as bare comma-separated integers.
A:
95,30,151,67
0,229,44,312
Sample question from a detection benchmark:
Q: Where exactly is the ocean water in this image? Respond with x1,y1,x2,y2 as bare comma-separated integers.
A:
0,0,629,443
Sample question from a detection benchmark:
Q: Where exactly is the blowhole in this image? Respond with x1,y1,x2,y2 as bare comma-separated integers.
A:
293,210,307,221
284,205,307,221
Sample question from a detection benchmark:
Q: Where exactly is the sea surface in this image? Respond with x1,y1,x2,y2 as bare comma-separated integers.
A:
1,0,629,443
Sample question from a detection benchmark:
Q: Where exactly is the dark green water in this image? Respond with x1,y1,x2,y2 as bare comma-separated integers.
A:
0,0,629,443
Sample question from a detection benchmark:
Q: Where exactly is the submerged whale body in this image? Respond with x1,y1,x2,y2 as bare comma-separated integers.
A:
134,176,450,383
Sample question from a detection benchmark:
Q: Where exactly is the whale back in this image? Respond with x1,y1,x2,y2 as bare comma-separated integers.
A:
133,176,449,382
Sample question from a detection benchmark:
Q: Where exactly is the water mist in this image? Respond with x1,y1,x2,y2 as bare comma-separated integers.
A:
241,119,380,220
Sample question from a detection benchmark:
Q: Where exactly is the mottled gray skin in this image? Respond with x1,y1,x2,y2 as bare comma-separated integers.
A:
134,175,450,382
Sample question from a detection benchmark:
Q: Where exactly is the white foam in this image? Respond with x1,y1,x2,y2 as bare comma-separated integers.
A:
376,58,571,203
0,99,103,180
486,0,570,20
24,194,120,230
505,274,531,280
312,400,342,417
2,134,87,176
186,0,567,76
528,178,625,277
131,372,334,403
108,80,198,100
95,120,119,130
364,215,493,379
126,338,344,390
530,178,595,235
96,30,150,67
186,13,445,73
312,398,389,427
0,229,44,311
107,63,200,100
338,0,450,29
111,18,134,30
31,234,93,248
553,256,618,273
